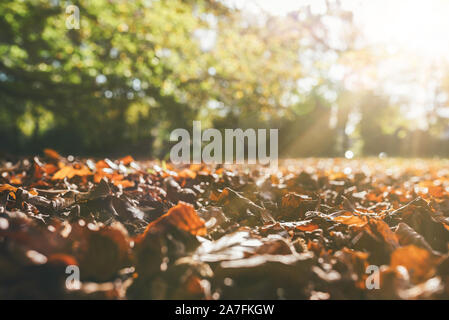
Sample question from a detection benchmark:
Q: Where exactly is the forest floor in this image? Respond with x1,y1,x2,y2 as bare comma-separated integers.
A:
1,151,449,299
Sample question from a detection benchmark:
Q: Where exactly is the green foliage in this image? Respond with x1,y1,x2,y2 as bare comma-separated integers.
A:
1,0,448,158
0,0,216,155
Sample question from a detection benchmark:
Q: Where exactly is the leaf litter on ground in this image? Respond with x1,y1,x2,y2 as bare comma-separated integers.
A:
1,153,449,299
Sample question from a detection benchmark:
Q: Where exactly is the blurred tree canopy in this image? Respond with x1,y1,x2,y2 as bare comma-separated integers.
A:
1,0,449,158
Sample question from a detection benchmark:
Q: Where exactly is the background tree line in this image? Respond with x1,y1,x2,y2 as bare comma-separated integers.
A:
1,0,449,159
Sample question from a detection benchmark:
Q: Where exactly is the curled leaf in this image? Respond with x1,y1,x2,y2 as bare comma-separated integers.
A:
144,202,206,236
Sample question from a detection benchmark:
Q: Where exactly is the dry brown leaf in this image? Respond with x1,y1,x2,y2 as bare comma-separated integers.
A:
144,202,207,236
52,165,92,180
390,245,440,283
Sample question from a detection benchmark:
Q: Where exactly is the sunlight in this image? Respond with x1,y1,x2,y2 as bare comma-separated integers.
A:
359,0,449,59
228,0,449,60
226,0,449,124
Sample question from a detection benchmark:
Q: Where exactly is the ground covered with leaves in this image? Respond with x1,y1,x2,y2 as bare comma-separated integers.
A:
1,151,449,299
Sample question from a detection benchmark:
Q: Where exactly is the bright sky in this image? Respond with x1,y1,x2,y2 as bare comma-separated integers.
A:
224,0,449,126
225,0,449,59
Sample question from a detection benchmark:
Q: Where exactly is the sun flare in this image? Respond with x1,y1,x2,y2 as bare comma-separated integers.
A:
228,0,449,60
360,0,449,59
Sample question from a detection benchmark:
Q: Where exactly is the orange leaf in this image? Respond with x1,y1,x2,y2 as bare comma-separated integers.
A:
10,175,22,185
367,219,399,248
185,275,205,295
34,163,58,179
0,184,17,193
390,245,439,283
44,164,59,175
296,223,320,232
178,169,196,179
333,214,368,227
44,148,61,160
216,188,229,202
119,155,135,166
52,165,92,180
144,202,207,236
428,186,444,198
209,191,219,202
96,160,110,170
